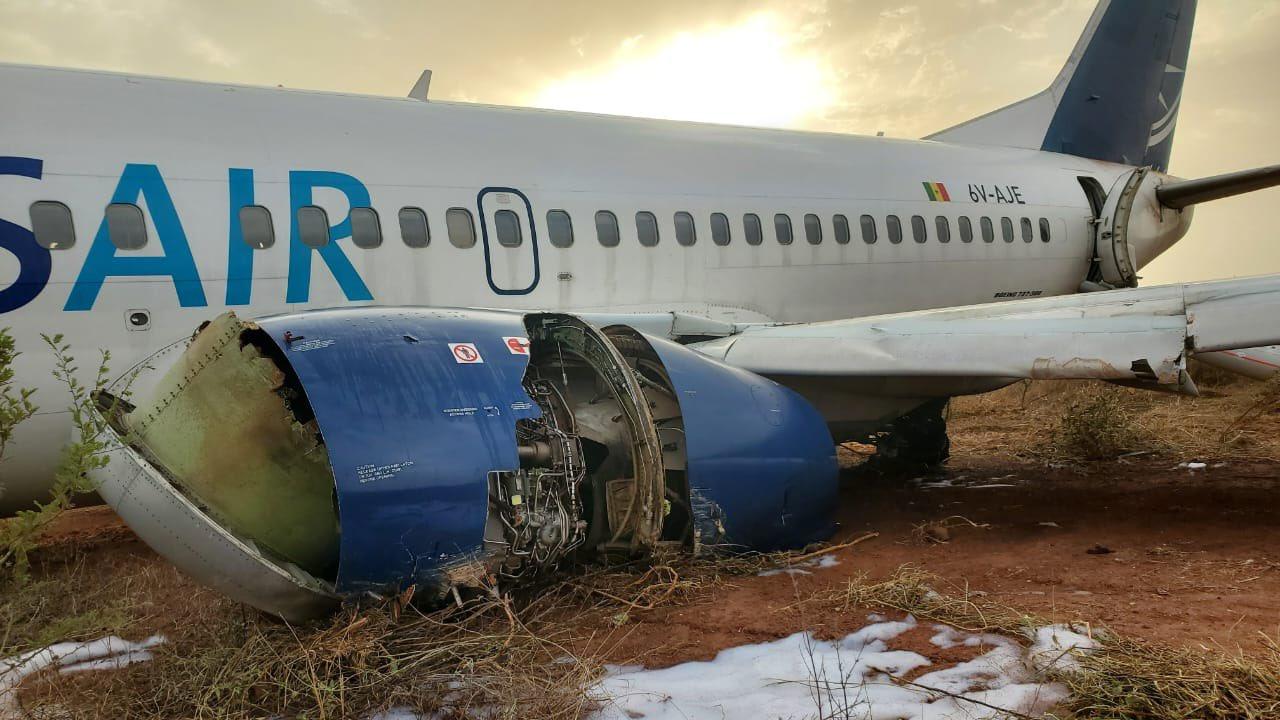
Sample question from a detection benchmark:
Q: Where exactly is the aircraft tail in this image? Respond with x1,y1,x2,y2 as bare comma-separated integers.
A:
927,0,1196,172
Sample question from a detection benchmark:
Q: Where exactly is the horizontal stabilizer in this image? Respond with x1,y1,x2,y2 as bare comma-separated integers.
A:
693,275,1280,388
1157,164,1280,209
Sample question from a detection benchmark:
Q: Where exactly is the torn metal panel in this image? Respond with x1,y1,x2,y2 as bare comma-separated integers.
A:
124,312,339,578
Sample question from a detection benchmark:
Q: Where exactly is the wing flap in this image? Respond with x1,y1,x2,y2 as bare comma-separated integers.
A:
693,276,1280,386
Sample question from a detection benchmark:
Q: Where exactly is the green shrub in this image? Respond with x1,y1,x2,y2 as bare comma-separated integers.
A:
1049,386,1148,460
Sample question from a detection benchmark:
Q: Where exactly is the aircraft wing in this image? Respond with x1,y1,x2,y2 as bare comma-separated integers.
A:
689,275,1280,391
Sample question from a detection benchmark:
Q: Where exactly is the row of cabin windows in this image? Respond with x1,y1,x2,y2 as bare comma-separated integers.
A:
25,201,1054,252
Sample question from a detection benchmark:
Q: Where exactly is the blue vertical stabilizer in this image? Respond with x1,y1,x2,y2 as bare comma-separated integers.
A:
928,0,1196,172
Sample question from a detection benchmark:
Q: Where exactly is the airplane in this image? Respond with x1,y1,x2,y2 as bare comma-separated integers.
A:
1,0,1280,618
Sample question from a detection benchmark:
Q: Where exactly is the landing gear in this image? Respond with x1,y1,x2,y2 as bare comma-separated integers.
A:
864,399,951,474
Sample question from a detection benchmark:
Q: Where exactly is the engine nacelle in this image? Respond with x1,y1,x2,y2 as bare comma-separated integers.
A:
1095,167,1194,288
92,309,837,621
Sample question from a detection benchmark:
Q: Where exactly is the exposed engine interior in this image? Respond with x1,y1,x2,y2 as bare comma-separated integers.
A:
481,315,683,583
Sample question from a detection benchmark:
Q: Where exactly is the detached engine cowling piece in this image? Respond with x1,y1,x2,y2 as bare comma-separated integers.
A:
92,308,837,621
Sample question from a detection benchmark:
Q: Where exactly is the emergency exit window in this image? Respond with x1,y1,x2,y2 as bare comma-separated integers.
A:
495,209,522,248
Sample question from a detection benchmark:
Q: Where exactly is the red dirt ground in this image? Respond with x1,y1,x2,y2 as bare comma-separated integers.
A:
27,451,1280,671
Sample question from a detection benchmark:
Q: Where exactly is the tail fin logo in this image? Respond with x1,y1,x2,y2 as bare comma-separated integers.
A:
1148,64,1184,150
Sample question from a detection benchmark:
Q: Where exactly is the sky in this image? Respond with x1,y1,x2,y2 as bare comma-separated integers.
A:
1,0,1278,285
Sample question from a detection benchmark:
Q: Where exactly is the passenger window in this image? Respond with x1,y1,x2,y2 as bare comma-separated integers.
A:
744,213,763,246
675,211,696,246
887,215,902,244
547,210,574,248
804,214,821,245
29,201,75,250
595,210,620,247
980,217,994,243
445,208,476,248
1039,217,1051,243
106,203,147,250
959,216,973,243
297,206,330,248
859,214,877,244
774,214,793,245
833,214,850,245
350,207,382,249
238,205,274,249
398,207,430,248
710,212,731,246
494,209,522,248
935,216,951,244
911,215,927,243
1020,217,1034,243
446,208,476,248
1001,217,1015,243
636,211,659,247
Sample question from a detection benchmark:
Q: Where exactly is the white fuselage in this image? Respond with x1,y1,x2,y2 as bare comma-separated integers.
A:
0,63,1166,506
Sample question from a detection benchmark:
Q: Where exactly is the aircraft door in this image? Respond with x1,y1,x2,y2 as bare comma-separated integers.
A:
477,187,540,295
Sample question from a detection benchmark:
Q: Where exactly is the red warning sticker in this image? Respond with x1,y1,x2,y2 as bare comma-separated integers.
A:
449,342,483,364
503,336,530,355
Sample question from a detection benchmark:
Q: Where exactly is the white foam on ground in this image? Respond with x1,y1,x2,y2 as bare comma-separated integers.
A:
593,620,1090,720
0,635,165,718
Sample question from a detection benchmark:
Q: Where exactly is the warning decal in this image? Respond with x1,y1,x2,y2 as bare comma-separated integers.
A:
503,336,530,355
449,342,484,364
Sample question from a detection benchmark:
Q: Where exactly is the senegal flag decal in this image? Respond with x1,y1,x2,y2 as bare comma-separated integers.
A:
922,181,951,202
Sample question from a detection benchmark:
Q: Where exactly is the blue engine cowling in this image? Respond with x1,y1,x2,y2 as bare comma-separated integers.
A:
92,308,838,620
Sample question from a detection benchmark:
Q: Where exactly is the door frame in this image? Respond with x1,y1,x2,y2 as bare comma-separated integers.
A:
476,186,540,296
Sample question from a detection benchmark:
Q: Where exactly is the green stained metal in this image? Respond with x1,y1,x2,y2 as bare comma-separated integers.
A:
126,312,340,578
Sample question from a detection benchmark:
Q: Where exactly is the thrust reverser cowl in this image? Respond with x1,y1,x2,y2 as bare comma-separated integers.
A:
91,308,838,622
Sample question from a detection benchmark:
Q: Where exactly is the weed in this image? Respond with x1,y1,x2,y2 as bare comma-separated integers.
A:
0,335,114,583
0,327,38,488
1046,386,1150,460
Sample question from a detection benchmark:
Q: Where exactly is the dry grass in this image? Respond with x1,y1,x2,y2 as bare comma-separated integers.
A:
810,566,1280,720
949,374,1280,464
16,551,781,719
1063,634,1280,719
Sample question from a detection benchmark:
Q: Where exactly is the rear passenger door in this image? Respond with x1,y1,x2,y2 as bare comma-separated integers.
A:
477,187,539,295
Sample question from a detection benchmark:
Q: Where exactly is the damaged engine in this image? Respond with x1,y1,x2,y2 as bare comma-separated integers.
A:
92,309,837,621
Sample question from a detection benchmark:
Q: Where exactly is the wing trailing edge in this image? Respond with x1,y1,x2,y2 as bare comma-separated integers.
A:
692,275,1280,391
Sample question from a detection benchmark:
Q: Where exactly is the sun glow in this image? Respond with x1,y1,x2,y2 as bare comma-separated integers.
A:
532,14,840,129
